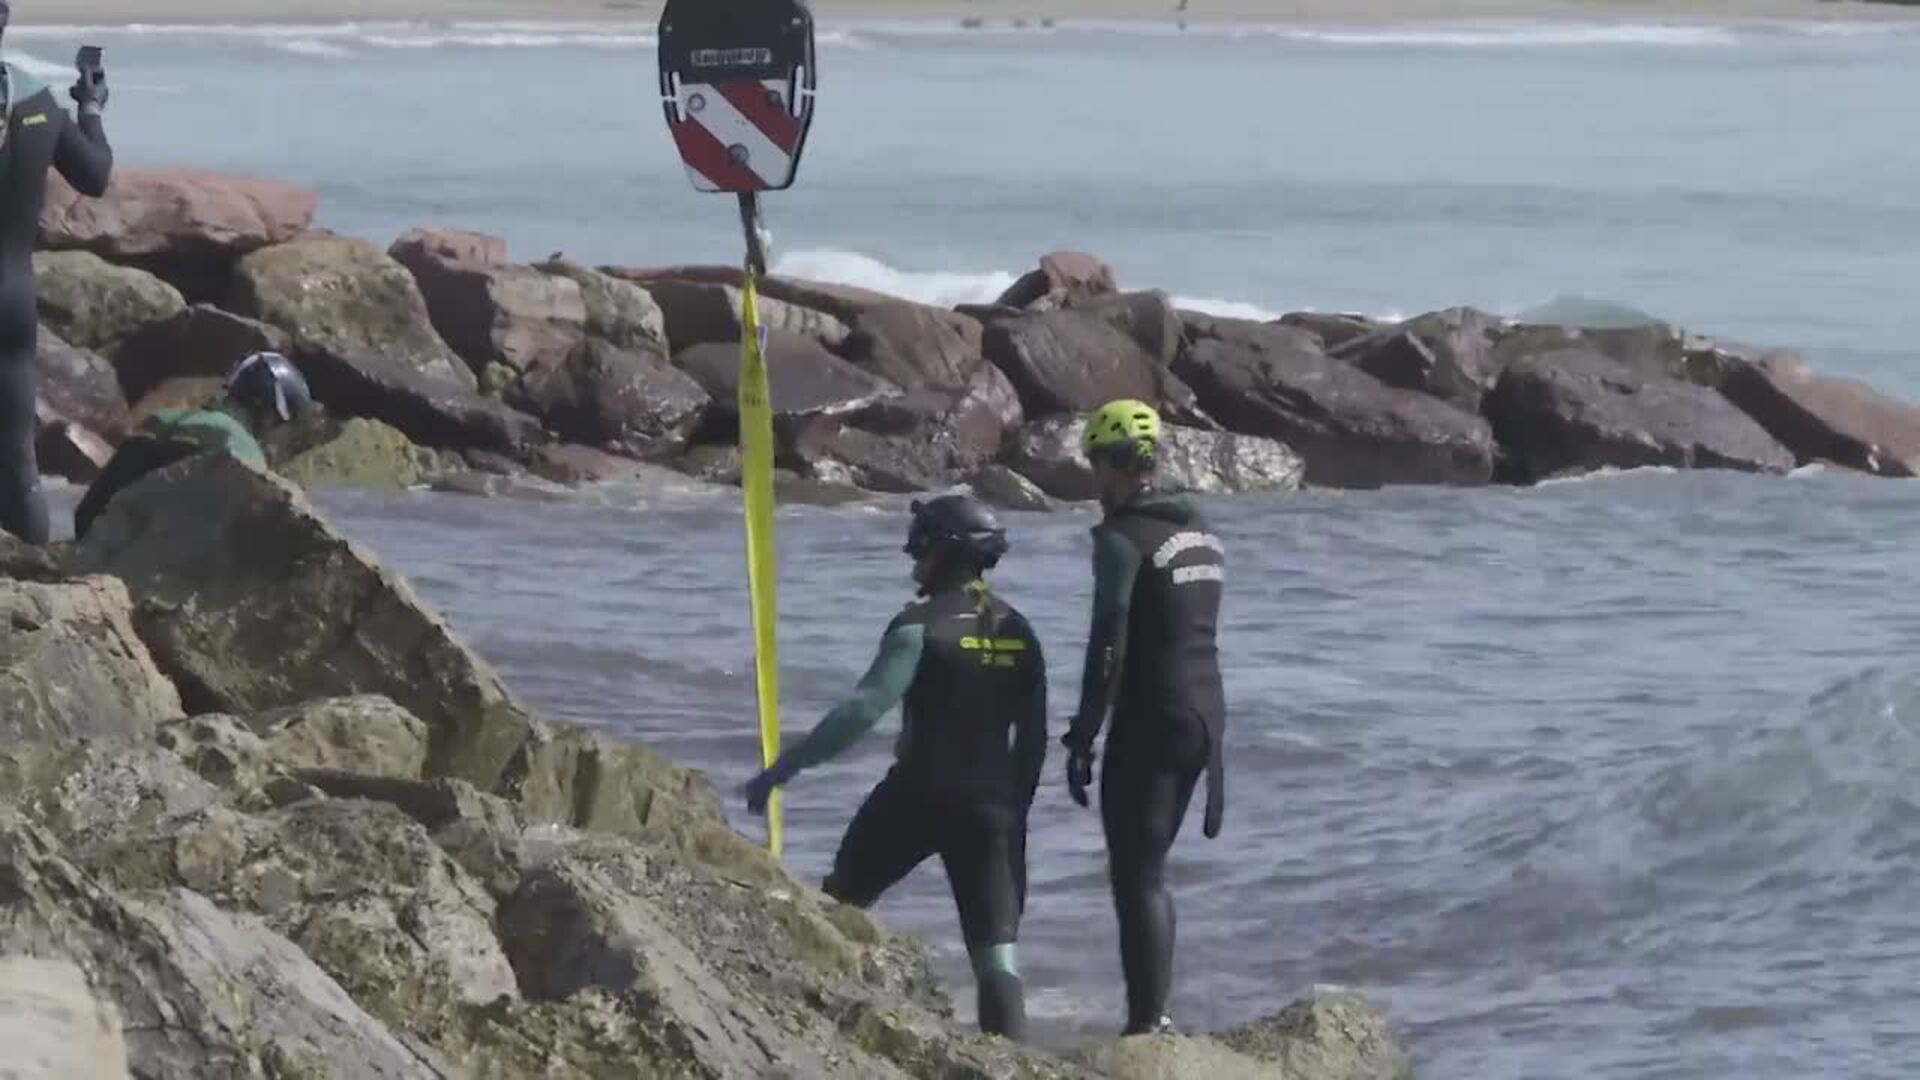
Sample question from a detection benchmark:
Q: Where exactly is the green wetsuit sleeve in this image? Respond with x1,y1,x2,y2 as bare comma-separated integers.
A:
1066,526,1141,754
771,622,925,780
1012,634,1047,811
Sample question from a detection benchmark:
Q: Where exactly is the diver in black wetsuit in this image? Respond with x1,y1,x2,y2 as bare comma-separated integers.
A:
1063,399,1228,1037
0,6,114,543
744,494,1047,1041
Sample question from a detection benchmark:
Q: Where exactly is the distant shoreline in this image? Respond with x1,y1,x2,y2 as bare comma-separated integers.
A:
11,0,1920,29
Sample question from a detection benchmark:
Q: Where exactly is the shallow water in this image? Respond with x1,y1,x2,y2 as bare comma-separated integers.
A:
283,468,1920,1078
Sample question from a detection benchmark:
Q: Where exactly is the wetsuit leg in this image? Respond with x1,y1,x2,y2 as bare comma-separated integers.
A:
0,324,47,545
823,771,936,908
1101,749,1201,1034
938,802,1027,1040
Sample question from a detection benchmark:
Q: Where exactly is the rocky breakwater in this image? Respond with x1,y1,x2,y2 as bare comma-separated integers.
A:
36,166,1918,508
0,451,1415,1078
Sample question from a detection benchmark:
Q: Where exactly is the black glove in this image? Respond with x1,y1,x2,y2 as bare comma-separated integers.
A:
71,67,107,114
742,754,796,816
743,770,778,816
1066,748,1094,808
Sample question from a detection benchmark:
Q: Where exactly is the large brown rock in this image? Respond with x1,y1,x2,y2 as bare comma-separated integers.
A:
1333,329,1484,413
602,264,900,325
226,235,475,390
251,695,431,780
294,345,544,457
0,956,130,1080
508,337,710,447
507,725,723,845
0,575,185,745
388,226,506,269
1174,317,1495,488
111,304,292,404
983,308,1202,422
67,452,538,791
1492,320,1699,385
839,300,988,389
1213,991,1417,1079
1718,354,1920,477
1276,311,1388,352
34,329,128,441
995,250,1117,310
1068,290,1185,369
39,168,317,298
644,277,851,352
276,417,441,491
392,236,589,377
496,852,842,1077
1004,414,1304,501
89,797,525,1064
1485,347,1795,482
32,250,187,353
778,369,1020,492
676,328,896,420
0,816,440,1079
1322,307,1509,413
535,257,669,351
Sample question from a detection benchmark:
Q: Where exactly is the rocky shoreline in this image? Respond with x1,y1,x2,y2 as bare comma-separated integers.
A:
28,167,1920,514
2,451,1415,1078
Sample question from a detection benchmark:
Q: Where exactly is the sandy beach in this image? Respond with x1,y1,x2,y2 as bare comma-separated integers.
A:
12,0,1920,28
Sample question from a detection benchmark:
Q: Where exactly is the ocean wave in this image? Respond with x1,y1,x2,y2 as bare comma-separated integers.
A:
7,20,870,53
771,249,1017,308
1533,466,1683,488
769,247,1288,320
838,17,1763,48
1266,22,1744,49
0,48,72,79
272,38,355,59
358,32,655,50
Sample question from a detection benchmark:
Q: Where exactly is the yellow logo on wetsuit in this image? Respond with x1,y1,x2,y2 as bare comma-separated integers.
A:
20,113,46,126
959,636,1027,668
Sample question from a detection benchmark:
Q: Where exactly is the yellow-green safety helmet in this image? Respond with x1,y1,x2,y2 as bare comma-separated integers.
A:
1083,399,1162,459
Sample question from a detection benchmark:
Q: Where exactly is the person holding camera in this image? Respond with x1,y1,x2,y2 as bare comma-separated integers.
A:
0,2,114,544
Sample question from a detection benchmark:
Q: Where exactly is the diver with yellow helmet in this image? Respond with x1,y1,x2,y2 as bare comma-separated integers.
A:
1063,398,1228,1036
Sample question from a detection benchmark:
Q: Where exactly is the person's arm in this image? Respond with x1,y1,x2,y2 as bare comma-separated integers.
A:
764,621,925,784
1065,526,1141,755
54,94,113,197
1011,634,1047,812
72,435,197,541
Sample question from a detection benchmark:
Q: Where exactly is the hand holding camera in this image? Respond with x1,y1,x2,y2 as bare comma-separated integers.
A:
71,44,107,114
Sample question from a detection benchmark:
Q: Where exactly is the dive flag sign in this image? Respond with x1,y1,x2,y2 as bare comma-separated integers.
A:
658,0,817,194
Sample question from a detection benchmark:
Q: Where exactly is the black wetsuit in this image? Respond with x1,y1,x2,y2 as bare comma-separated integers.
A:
1066,492,1227,1033
788,579,1047,1039
0,63,111,544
